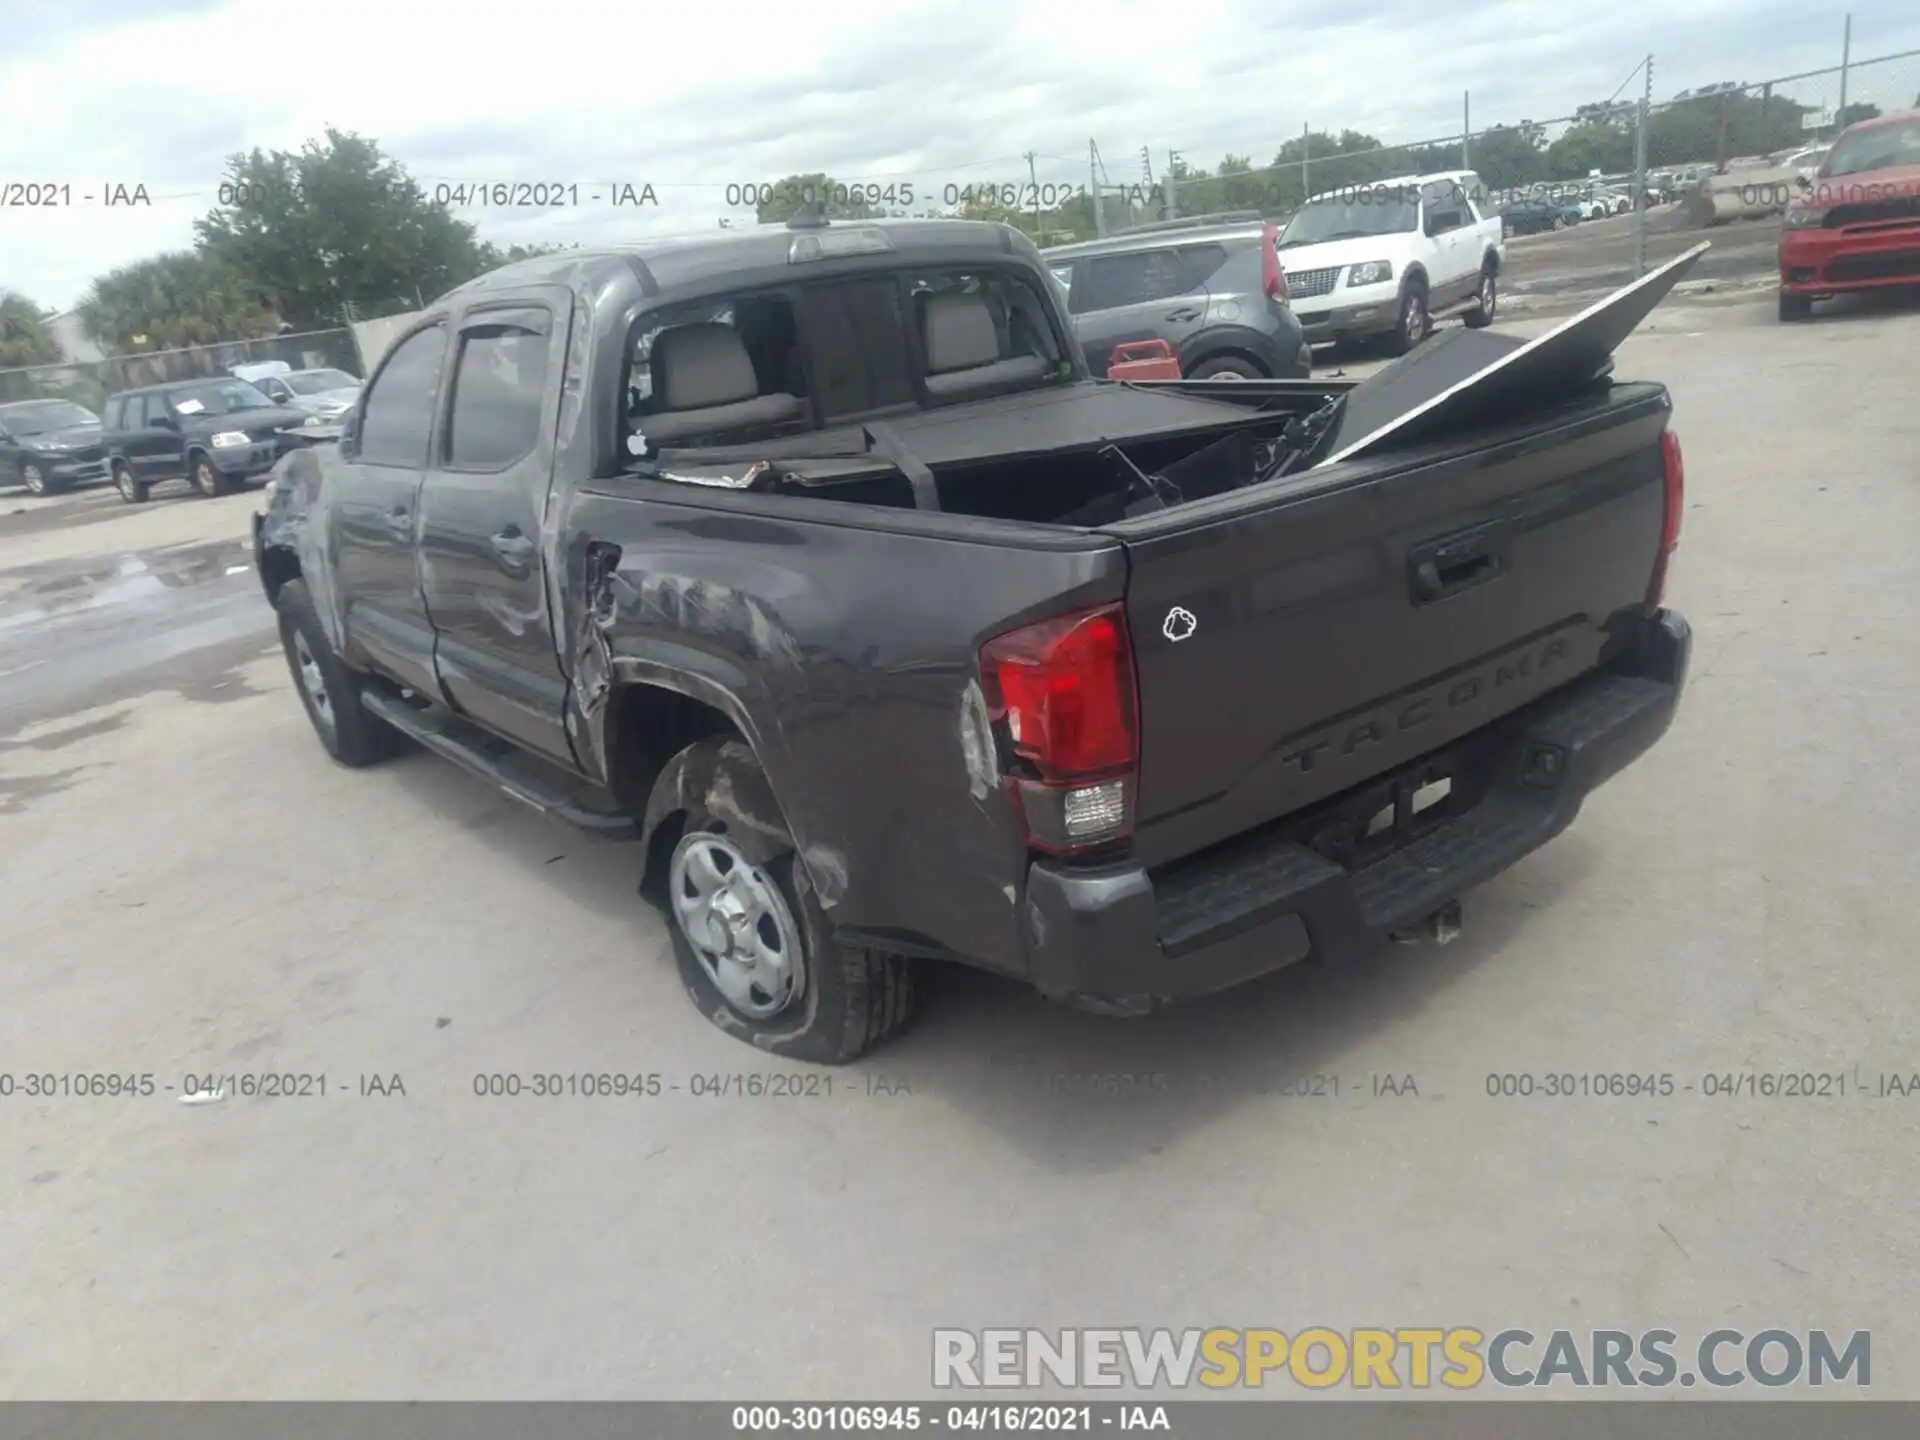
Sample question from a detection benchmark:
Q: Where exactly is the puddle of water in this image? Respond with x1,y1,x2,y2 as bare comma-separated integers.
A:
0,538,257,637
0,710,130,754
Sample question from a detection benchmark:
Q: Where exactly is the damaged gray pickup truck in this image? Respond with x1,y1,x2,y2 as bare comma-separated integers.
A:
254,211,1693,1063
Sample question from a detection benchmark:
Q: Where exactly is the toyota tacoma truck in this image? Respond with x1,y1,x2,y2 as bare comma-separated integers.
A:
254,212,1691,1063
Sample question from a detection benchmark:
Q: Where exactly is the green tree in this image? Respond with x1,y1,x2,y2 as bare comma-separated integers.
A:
77,252,280,355
1460,124,1547,190
1269,130,1415,207
196,129,497,328
753,173,875,225
0,291,61,367
1835,102,1880,127
1546,121,1635,179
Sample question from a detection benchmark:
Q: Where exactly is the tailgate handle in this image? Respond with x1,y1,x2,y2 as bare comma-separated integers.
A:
1409,528,1506,604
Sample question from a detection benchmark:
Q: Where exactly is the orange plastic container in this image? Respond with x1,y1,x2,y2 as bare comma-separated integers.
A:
1106,339,1182,381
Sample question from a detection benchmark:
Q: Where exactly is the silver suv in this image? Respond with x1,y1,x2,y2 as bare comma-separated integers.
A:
1042,215,1312,379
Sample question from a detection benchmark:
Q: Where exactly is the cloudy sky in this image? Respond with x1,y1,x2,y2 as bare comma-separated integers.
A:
3,0,1917,314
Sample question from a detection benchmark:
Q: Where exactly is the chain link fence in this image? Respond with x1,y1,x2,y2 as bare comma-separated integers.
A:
0,327,361,413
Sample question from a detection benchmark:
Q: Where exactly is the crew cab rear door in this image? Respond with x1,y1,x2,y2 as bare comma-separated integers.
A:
1102,389,1675,868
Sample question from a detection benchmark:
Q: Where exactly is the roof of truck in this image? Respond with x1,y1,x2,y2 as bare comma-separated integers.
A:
441,217,1035,302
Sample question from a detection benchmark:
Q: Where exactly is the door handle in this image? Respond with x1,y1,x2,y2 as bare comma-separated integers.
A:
489,527,536,576
1408,525,1507,604
385,504,412,536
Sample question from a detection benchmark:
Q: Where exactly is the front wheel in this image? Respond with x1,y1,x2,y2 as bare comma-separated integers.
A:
111,460,149,505
1386,277,1430,355
658,739,915,1064
191,454,233,497
274,578,404,767
21,463,58,497
1464,266,1498,328
1551,214,1565,230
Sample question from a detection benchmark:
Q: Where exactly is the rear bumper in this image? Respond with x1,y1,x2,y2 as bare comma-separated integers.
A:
1780,226,1920,293
1022,608,1691,1008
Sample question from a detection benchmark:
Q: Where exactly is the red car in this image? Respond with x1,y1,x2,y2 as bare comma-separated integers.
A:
1777,108,1920,321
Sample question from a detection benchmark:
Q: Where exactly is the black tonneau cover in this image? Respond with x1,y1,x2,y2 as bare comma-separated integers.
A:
1316,241,1708,467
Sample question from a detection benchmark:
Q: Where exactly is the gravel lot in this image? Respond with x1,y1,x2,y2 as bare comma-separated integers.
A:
3,292,1918,1401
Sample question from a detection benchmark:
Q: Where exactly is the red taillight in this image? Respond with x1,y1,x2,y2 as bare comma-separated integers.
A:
1261,222,1287,302
980,605,1139,854
1647,429,1684,609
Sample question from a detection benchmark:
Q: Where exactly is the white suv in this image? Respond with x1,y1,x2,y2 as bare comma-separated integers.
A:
1277,172,1506,354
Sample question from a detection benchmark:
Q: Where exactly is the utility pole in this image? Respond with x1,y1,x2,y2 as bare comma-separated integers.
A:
1090,139,1106,237
1632,54,1653,279
1024,150,1040,235
1462,92,1471,170
1301,122,1311,202
1838,13,1852,128
1166,150,1181,219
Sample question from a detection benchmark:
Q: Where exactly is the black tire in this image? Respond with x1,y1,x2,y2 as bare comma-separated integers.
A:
1778,292,1813,322
1386,275,1430,355
1464,265,1498,329
1186,354,1264,381
274,578,404,767
111,460,149,505
190,453,233,497
21,462,63,497
658,738,914,1064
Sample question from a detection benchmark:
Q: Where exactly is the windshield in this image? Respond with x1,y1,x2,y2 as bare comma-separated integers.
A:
0,400,99,435
286,369,359,394
1824,118,1920,177
1279,191,1418,247
168,380,275,416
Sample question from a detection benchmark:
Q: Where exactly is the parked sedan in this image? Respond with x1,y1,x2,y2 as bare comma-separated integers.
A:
250,367,362,420
0,398,108,496
1779,109,1920,321
1500,197,1566,235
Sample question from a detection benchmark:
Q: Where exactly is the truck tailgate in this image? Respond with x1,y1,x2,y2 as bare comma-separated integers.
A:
1107,382,1674,868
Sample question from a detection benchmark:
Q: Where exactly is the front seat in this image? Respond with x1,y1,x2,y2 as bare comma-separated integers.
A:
920,293,1050,400
642,323,805,446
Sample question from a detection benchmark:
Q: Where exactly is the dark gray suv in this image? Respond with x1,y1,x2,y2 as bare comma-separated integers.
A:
1042,216,1312,380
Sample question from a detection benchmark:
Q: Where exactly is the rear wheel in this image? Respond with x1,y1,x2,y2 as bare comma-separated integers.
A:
274,578,404,767
111,460,148,505
1778,291,1813,322
1186,354,1264,381
657,739,915,1064
1464,265,1498,328
1387,276,1430,355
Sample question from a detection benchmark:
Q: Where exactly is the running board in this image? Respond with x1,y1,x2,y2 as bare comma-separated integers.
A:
360,691,639,838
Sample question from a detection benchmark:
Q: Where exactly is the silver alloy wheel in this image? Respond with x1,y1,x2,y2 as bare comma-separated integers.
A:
669,832,806,1019
23,464,46,495
291,629,334,734
1478,272,1496,319
1403,288,1428,346
115,464,135,500
195,459,218,496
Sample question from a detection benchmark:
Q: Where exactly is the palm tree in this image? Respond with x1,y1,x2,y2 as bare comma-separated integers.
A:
78,251,280,356
0,291,61,368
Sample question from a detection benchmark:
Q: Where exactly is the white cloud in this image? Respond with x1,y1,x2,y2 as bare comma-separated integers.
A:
2,0,1916,311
